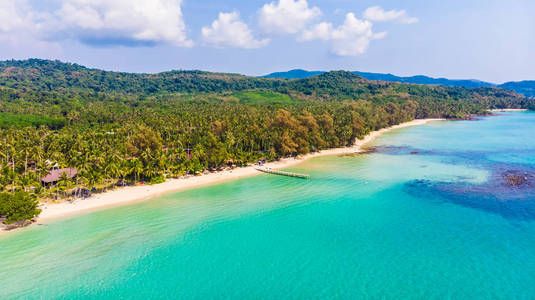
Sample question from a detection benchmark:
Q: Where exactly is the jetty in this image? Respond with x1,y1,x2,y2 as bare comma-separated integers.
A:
254,166,310,179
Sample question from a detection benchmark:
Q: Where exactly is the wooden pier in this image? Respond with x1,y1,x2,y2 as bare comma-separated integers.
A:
254,167,310,179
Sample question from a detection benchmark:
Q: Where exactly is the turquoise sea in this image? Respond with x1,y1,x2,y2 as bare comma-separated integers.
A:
1,112,535,299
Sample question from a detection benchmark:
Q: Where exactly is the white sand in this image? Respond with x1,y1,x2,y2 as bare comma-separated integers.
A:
0,118,443,235
489,109,529,112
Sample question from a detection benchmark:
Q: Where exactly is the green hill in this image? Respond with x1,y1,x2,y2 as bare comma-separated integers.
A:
264,69,535,97
0,59,532,123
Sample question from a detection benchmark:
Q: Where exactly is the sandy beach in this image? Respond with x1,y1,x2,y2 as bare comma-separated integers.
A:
489,109,529,112
0,118,443,235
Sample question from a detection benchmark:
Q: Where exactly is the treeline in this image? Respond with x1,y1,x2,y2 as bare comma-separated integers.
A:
0,59,533,224
0,59,281,94
0,113,66,129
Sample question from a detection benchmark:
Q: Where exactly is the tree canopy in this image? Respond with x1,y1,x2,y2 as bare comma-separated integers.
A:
0,59,533,223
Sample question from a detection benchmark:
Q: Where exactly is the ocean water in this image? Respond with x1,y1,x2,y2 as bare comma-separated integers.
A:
1,112,535,299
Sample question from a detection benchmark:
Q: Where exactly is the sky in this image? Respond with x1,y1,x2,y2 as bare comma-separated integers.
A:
0,0,533,83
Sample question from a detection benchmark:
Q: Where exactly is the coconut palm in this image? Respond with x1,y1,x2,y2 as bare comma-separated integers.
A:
131,159,144,183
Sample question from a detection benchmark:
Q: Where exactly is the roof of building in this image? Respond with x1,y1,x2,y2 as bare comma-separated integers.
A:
40,168,78,183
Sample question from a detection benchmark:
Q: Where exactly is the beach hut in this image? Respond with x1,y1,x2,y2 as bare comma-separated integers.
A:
40,168,78,185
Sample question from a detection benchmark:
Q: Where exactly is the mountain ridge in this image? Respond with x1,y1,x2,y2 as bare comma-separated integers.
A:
0,59,530,105
263,69,535,97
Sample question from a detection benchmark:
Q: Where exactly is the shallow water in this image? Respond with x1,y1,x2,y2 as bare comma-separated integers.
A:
1,112,535,299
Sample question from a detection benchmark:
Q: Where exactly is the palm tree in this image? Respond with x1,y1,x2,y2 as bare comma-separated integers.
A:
36,160,51,184
143,161,159,180
57,172,71,198
18,175,33,192
105,150,123,182
117,159,130,185
131,159,144,183
83,169,102,191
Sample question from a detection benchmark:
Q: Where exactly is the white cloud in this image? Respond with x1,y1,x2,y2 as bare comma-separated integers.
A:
0,0,50,34
259,0,321,35
0,0,28,33
300,22,333,41
300,13,386,56
0,0,61,57
50,0,193,47
0,1,412,57
0,0,192,48
202,12,269,49
363,6,419,24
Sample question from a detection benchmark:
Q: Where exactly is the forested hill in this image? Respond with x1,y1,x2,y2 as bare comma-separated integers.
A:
0,59,534,224
264,69,535,97
262,69,325,79
500,81,535,98
0,59,281,94
0,59,528,103
264,69,494,88
0,59,532,123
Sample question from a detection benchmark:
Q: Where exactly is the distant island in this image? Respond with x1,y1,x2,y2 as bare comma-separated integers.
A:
263,69,535,98
0,59,533,228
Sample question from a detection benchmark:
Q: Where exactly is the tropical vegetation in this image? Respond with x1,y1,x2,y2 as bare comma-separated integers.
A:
0,59,533,224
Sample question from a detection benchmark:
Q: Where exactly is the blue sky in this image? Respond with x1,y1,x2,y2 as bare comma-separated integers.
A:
0,0,533,83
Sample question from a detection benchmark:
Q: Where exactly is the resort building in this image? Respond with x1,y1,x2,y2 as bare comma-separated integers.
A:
40,168,78,185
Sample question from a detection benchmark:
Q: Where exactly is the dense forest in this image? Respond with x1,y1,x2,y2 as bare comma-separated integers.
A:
265,69,535,97
0,59,533,225
500,81,535,98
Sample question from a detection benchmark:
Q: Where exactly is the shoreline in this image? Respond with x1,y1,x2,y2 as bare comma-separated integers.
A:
0,118,443,236
489,109,529,112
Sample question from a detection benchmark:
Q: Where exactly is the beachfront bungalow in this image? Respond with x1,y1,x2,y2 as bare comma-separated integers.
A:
40,168,78,185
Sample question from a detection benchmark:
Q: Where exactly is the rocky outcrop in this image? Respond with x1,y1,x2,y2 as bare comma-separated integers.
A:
503,171,533,187
2,219,33,231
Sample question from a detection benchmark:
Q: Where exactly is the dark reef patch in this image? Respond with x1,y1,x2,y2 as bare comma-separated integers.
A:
404,177,535,221
368,140,535,220
369,145,438,156
382,144,535,220
371,145,535,163
339,148,376,157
